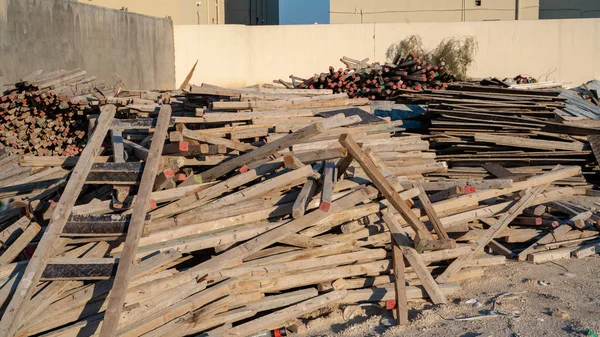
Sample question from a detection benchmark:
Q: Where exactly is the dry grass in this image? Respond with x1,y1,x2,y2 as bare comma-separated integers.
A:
386,35,478,80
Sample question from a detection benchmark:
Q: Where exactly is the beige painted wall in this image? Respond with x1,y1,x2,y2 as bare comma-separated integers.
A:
82,0,225,24
330,0,539,23
174,19,600,88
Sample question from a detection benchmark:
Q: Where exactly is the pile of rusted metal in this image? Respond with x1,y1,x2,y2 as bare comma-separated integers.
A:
289,53,455,99
0,69,113,156
0,79,599,337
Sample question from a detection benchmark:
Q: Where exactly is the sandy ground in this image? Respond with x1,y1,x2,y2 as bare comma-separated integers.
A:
298,252,600,337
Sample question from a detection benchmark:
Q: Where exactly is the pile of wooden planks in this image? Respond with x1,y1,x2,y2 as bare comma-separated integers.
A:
282,53,455,99
0,69,114,156
0,82,599,337
387,82,600,180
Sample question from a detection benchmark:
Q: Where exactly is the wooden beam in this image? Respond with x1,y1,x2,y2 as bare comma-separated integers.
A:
178,59,198,90
319,160,335,212
339,133,434,241
226,291,347,336
111,129,131,207
99,105,172,337
527,246,579,263
381,212,447,304
475,133,586,151
517,224,572,260
283,155,305,170
0,222,41,264
186,186,374,279
487,239,515,258
416,184,450,240
436,183,551,284
117,279,238,337
151,162,282,219
122,139,149,161
178,126,256,152
341,284,460,303
0,104,116,337
187,116,361,184
292,175,319,219
392,244,409,325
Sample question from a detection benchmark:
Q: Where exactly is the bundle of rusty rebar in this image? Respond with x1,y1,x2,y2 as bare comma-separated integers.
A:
297,52,456,99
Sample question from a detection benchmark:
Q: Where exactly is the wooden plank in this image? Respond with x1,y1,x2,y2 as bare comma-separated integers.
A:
571,241,600,258
292,177,318,219
283,155,305,170
179,59,198,90
117,279,238,337
14,250,185,336
215,249,388,278
416,184,450,240
431,167,580,220
21,242,109,326
474,133,585,151
392,244,409,325
517,225,572,260
428,185,471,203
179,126,256,152
18,155,111,167
0,222,41,264
482,163,518,179
0,217,31,248
0,104,116,337
320,160,335,211
211,97,368,111
436,183,552,284
341,284,460,303
187,116,361,184
381,212,447,304
186,186,374,279
401,179,513,191
231,127,269,140
527,246,579,263
487,239,515,258
41,258,117,280
99,105,172,337
111,129,131,206
226,290,346,336
339,133,434,241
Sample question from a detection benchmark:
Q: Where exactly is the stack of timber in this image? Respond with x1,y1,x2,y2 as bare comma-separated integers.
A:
389,82,600,181
0,84,599,337
0,69,115,156
282,53,455,99
555,79,600,124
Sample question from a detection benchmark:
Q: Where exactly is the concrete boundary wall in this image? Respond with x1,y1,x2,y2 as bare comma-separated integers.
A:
175,19,600,88
0,0,176,90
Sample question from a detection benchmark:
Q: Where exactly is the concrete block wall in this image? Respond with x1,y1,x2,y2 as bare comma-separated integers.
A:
0,0,176,90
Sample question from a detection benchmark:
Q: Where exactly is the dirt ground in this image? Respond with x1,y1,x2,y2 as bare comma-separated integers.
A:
298,248,600,337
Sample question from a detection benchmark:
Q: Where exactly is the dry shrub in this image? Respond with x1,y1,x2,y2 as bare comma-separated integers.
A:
386,35,478,80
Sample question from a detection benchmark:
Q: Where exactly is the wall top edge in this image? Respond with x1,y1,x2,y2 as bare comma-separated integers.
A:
173,17,600,28
61,0,174,24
